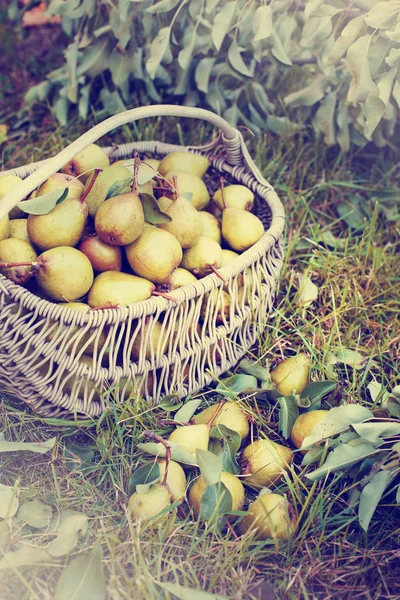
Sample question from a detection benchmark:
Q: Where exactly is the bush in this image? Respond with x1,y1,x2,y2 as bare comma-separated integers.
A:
13,0,400,149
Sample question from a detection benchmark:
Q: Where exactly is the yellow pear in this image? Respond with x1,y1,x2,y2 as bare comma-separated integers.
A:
35,247,94,302
27,198,88,251
126,227,182,283
200,289,231,323
181,236,222,278
88,271,154,308
0,238,37,285
57,302,108,356
128,483,171,523
158,195,203,249
213,184,254,211
157,267,197,293
220,249,240,266
165,171,209,210
95,192,144,246
168,424,209,458
192,402,249,441
159,152,209,178
239,493,296,541
83,165,132,217
9,219,30,244
62,143,110,183
270,354,311,396
157,459,187,504
240,438,293,488
290,410,330,451
188,472,245,519
37,173,84,199
63,354,103,399
0,174,24,219
130,319,168,360
199,211,222,244
222,207,264,252
0,215,9,241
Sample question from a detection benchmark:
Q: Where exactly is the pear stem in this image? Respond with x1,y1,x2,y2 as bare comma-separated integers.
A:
0,261,38,268
207,400,225,430
142,431,172,487
172,176,179,201
153,185,172,192
80,168,102,204
210,265,225,282
219,176,228,210
132,151,141,192
152,291,178,304
107,144,119,159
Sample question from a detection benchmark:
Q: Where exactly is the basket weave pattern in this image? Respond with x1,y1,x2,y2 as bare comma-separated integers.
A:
0,108,284,418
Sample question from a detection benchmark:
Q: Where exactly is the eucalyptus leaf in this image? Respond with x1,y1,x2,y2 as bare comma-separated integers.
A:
17,190,68,216
174,399,203,423
147,0,180,14
196,449,222,485
0,437,56,454
284,75,327,108
347,35,376,105
209,425,241,475
195,58,216,93
306,442,378,481
253,5,272,42
105,177,132,200
128,462,161,496
146,27,171,79
137,442,198,466
278,395,299,439
54,545,106,600
0,547,51,570
326,14,365,64
358,469,393,531
17,500,52,529
387,396,400,418
139,193,172,224
228,40,252,77
364,2,400,29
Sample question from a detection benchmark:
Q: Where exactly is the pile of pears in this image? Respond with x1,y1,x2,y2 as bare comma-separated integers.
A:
0,144,265,316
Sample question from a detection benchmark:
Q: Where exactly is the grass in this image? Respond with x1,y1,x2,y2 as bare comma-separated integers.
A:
1,111,400,600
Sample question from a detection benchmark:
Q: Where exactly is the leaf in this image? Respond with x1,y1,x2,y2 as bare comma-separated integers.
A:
266,115,303,135
364,67,398,137
270,29,293,65
346,35,376,105
78,84,91,120
196,449,222,485
326,348,366,370
352,422,400,443
284,75,327,108
313,90,337,145
301,381,337,410
146,27,171,79
156,581,229,600
0,484,19,519
139,193,172,225
137,442,197,466
337,196,368,231
359,469,393,531
47,512,89,557
105,177,132,200
228,40,252,77
306,442,378,481
199,481,233,527
158,394,183,411
297,273,319,307
302,404,374,450
367,380,390,404
209,425,241,475
181,191,193,203
387,397,400,418
212,1,235,51
54,545,106,600
128,462,161,496
301,15,334,48
385,47,400,67
17,500,53,528
239,359,271,382
17,189,68,215
0,437,56,454
147,0,180,13
364,2,400,29
253,5,272,42
195,58,216,93
0,547,51,570
174,399,203,423
138,161,158,185
278,395,299,439
326,14,365,64
216,374,258,398
64,443,95,472
315,230,346,249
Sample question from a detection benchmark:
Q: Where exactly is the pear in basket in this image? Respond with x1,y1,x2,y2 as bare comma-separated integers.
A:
158,152,209,178
156,267,197,293
158,186,203,249
9,219,31,244
95,189,144,246
0,174,25,219
79,235,122,272
198,211,222,244
164,171,209,210
213,184,254,211
62,143,110,183
126,227,182,284
181,236,222,278
37,173,84,199
0,238,37,285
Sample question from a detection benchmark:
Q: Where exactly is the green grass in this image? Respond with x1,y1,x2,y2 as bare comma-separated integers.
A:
1,114,400,600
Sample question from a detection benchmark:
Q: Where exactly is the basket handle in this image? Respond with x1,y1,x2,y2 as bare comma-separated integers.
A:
0,105,238,221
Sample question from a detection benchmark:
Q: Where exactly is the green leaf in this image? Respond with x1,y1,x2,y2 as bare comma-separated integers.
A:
146,27,171,79
158,394,183,411
228,40,252,77
78,84,91,120
284,75,327,108
209,425,241,475
17,190,68,216
137,442,197,466
278,395,299,439
346,35,376,104
17,500,52,529
138,162,158,185
25,81,52,106
139,192,172,224
387,396,400,418
306,442,378,481
53,95,69,127
174,399,203,423
297,272,319,307
270,29,293,65
313,90,337,145
65,443,95,472
216,374,258,398
195,58,216,94
147,0,180,14
105,177,132,200
156,581,229,600
326,347,366,369
54,545,106,600
359,469,393,531
47,512,89,557
364,2,400,29
128,462,161,496
253,5,272,42
266,115,303,135
199,481,233,527
352,421,400,443
364,67,398,137
212,1,235,51
337,196,368,231
238,359,271,382
196,449,222,485
301,381,337,410
0,437,56,454
181,191,193,203
0,484,19,519
302,404,374,449
326,14,365,64
0,547,51,570
385,47,400,67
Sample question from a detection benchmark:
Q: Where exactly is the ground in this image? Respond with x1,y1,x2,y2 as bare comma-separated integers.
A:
0,13,400,600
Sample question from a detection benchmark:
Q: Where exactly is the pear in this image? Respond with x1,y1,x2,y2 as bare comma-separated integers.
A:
9,219,30,244
37,173,84,199
165,171,209,210
188,472,245,519
157,459,187,504
79,235,122,272
270,354,311,396
290,410,330,451
62,143,110,183
168,424,209,458
83,165,132,217
0,238,37,285
200,289,231,323
156,267,197,293
57,302,109,356
130,319,168,360
198,211,222,244
35,247,94,301
128,483,172,523
62,354,103,399
213,184,254,211
239,493,296,541
158,195,203,249
192,402,249,441
88,271,154,308
0,215,9,241
159,152,209,178
220,249,239,266
126,227,182,283
27,198,88,251
111,160,155,193
142,158,161,172
157,196,172,212
95,192,144,246
0,174,24,219
181,236,222,278
222,207,264,252
240,438,293,488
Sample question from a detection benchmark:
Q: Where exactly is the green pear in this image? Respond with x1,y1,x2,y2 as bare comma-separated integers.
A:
168,424,209,458
62,354,103,400
142,158,161,171
0,174,24,219
27,198,88,251
188,472,245,519
37,173,84,199
57,302,109,356
157,459,187,504
240,439,293,488
130,319,168,360
83,165,132,217
35,247,94,301
157,196,172,211
9,219,30,244
126,227,182,283
290,410,330,451
158,195,203,249
0,215,9,241
156,267,197,293
181,236,222,278
111,160,155,193
62,143,110,183
199,211,221,244
220,249,239,266
95,192,144,246
222,207,264,252
88,271,154,308
165,171,209,210
270,354,311,396
79,235,122,272
200,289,231,323
159,152,209,178
192,402,249,441
213,184,254,211
128,483,172,523
0,238,37,285
239,493,296,541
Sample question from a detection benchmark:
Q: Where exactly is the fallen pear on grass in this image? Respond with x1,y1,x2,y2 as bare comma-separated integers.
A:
62,143,110,183
240,438,293,488
239,492,296,541
158,152,209,178
290,410,330,451
88,271,154,308
128,483,172,523
157,459,187,504
168,424,210,458
188,472,245,519
192,401,249,441
270,354,311,396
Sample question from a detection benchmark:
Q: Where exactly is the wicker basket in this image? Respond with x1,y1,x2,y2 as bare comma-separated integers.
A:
0,105,285,419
